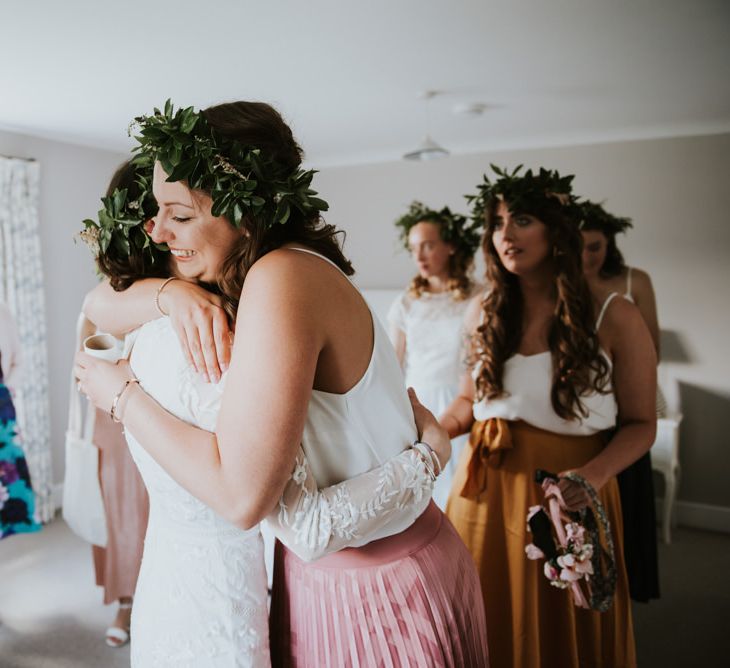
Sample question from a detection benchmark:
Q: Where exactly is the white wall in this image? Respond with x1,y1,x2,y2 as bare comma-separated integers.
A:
317,133,730,512
0,130,126,484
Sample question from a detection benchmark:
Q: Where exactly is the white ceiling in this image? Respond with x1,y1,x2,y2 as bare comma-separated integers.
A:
1,0,728,167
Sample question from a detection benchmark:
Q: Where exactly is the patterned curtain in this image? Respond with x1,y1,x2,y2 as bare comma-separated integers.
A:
0,157,53,522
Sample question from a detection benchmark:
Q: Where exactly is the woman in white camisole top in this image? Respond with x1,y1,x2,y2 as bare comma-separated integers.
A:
440,166,657,668
77,100,488,666
580,201,660,356
388,201,482,509
579,199,663,603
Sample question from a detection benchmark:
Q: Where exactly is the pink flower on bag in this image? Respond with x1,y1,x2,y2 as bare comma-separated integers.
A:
574,558,594,576
525,543,545,560
566,521,586,547
545,562,569,589
544,562,559,581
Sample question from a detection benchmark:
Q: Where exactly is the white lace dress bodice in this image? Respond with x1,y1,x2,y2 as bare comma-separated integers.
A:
125,316,436,665
126,318,269,668
388,288,477,392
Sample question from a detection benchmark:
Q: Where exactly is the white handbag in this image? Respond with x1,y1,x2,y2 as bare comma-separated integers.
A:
61,313,107,547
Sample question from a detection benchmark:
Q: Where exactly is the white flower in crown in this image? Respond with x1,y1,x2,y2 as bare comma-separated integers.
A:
127,119,141,137
78,226,100,250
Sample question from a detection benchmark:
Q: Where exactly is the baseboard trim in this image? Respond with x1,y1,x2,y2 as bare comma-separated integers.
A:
656,498,730,534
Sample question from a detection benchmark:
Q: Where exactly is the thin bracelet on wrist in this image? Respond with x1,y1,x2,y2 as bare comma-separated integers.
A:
418,440,443,477
110,378,140,423
413,448,436,482
413,440,441,480
155,277,178,317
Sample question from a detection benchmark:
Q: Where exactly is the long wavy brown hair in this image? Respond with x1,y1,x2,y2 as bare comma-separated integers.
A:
473,198,611,420
200,102,353,322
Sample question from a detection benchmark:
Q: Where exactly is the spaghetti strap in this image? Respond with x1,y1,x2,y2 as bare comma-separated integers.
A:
625,267,633,299
285,245,349,278
595,291,619,331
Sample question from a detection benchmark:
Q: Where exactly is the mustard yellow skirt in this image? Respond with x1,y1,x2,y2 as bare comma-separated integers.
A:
446,419,636,668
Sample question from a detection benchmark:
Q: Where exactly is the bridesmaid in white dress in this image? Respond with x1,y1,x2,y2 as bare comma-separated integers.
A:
388,202,482,508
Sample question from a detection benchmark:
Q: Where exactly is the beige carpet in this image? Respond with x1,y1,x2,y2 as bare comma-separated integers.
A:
0,517,130,668
1,515,728,667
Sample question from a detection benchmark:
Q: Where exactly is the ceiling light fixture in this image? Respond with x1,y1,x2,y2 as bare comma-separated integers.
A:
403,91,450,161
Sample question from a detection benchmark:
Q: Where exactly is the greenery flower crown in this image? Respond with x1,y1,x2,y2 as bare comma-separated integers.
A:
466,164,578,224
394,200,482,256
575,200,632,236
129,100,328,231
80,164,166,263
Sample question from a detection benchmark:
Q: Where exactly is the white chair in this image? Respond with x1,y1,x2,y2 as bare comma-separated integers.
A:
651,414,682,544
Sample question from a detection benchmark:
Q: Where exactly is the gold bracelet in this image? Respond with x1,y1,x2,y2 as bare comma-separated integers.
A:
155,277,178,317
110,378,140,423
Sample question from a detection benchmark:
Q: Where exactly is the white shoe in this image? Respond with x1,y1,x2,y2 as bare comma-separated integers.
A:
105,602,132,648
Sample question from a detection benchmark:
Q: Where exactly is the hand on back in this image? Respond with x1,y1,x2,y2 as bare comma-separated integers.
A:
159,279,233,383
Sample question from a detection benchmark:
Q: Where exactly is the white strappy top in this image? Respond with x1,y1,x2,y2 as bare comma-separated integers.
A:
287,247,425,539
624,267,635,304
473,293,619,435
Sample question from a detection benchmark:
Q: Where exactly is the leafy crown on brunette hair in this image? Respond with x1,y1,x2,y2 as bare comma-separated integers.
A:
576,200,633,236
130,100,328,232
466,164,577,223
80,163,164,261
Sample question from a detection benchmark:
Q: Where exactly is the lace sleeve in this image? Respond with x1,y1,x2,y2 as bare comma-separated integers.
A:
265,446,434,562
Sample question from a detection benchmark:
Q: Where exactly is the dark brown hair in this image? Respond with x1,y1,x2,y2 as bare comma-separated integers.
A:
201,102,354,322
473,199,611,420
580,220,626,279
96,161,169,291
577,201,632,279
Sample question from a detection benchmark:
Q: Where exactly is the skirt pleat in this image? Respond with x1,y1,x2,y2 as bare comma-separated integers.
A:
446,420,636,668
270,502,488,667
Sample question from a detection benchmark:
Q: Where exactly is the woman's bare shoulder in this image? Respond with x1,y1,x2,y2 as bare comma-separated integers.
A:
630,267,655,293
246,247,326,289
598,295,647,350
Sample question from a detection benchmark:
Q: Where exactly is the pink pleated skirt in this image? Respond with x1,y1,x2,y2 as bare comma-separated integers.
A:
269,501,489,667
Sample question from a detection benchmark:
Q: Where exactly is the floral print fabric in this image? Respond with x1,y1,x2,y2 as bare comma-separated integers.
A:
0,377,41,539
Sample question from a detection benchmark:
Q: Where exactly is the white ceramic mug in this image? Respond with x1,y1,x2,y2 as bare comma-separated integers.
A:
83,333,122,362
